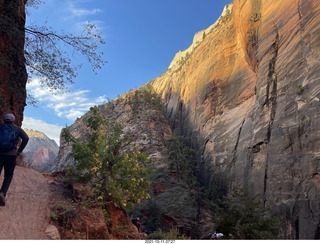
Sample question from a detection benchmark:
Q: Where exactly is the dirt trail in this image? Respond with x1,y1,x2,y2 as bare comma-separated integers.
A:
0,166,51,240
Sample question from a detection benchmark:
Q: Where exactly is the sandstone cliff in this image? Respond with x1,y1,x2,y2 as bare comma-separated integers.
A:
148,0,320,239
0,0,27,126
54,0,320,239
54,87,172,172
53,88,214,239
23,129,59,172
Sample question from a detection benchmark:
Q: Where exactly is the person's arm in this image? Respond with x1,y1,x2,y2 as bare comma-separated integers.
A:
17,128,29,155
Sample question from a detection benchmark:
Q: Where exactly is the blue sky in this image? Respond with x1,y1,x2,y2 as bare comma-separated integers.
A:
22,0,232,144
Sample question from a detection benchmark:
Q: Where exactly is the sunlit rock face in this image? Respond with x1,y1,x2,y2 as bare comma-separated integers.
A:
23,129,59,172
0,0,27,126
54,0,320,239
54,90,172,172
149,0,320,239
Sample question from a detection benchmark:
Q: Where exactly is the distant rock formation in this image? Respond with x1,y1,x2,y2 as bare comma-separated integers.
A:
23,129,59,172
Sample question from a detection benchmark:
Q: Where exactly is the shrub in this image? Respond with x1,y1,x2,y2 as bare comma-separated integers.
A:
62,107,154,210
165,130,198,188
215,189,281,239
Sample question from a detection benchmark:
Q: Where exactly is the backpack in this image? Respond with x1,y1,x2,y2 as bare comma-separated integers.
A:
0,124,16,152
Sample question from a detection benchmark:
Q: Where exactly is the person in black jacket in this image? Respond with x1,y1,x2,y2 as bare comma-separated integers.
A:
132,218,141,232
0,113,29,206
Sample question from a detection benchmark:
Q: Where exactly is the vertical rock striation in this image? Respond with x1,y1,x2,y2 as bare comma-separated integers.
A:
149,0,320,239
54,0,320,239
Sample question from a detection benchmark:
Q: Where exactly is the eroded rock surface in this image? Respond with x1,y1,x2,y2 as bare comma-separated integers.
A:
54,0,320,239
149,0,320,239
0,0,27,125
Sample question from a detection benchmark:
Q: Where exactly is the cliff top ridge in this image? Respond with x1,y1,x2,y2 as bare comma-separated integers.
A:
167,3,233,72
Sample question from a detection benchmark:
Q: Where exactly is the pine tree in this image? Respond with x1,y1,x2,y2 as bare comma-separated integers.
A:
63,107,154,210
216,189,280,239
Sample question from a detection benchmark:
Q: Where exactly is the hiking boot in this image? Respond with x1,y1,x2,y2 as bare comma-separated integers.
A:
0,192,5,206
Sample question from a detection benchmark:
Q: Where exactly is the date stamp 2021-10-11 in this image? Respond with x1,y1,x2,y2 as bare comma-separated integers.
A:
145,240,175,244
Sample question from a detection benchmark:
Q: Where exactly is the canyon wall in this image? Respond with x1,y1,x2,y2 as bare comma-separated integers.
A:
149,0,320,239
0,0,28,126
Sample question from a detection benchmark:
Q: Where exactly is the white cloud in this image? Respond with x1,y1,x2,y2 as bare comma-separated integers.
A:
70,8,102,18
64,0,103,19
22,117,63,145
27,78,108,122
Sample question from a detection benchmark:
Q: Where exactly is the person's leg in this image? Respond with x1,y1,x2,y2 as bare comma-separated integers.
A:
0,155,16,196
0,156,6,206
0,164,3,175
0,155,5,189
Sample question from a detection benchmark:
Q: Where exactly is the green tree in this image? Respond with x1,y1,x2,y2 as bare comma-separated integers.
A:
165,131,197,187
165,131,184,181
63,107,154,210
216,189,280,239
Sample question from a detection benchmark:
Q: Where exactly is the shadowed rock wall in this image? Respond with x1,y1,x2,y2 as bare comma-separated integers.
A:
54,0,320,239
0,0,28,126
150,0,320,239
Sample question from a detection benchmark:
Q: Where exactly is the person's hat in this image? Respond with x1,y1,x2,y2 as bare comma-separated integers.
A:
4,113,15,122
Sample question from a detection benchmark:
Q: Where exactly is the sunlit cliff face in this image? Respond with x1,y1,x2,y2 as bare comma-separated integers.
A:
52,0,320,239
150,0,320,239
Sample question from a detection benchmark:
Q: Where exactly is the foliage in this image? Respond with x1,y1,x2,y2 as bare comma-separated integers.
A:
25,23,106,92
128,85,164,117
296,84,304,96
146,229,190,240
216,189,280,240
62,107,154,210
24,1,106,95
50,204,76,228
136,199,162,234
165,130,198,187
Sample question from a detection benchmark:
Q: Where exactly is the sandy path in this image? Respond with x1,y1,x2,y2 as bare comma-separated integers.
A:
0,166,51,240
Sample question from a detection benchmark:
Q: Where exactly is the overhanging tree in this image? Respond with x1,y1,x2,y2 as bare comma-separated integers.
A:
25,0,106,94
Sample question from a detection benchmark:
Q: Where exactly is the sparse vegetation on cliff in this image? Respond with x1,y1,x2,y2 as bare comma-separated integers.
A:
62,107,154,210
165,130,198,188
215,189,281,239
127,85,165,118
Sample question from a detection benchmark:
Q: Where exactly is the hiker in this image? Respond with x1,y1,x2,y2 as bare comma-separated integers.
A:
211,232,224,240
211,232,219,240
0,113,29,206
132,217,141,232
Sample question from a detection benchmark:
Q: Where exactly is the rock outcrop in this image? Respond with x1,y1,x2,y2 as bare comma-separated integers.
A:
47,174,144,240
0,0,27,126
54,87,172,172
23,129,59,172
54,0,320,239
53,88,211,238
148,0,320,239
